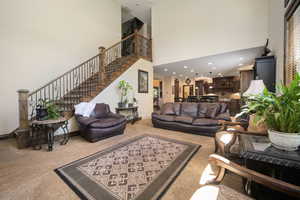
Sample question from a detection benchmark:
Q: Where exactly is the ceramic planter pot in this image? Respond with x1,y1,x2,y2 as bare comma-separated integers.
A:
268,129,300,151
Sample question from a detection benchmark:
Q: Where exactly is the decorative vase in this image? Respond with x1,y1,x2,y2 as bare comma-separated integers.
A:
36,108,48,121
268,130,300,151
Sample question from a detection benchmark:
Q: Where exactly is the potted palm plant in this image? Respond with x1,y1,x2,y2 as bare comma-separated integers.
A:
118,80,133,108
238,74,300,151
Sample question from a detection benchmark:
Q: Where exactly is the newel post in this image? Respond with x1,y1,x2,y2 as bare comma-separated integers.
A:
98,46,106,84
134,29,140,57
18,89,29,129
15,89,30,149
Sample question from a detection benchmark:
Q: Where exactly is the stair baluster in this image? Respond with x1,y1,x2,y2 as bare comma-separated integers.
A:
17,32,152,132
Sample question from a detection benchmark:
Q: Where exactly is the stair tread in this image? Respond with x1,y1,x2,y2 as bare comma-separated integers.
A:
50,55,139,109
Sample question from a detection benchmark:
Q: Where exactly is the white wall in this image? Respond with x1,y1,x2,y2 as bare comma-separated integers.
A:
268,0,285,83
122,7,135,23
0,0,121,135
91,59,153,119
152,0,269,66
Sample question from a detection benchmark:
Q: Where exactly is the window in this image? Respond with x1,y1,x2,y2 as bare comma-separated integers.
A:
285,1,300,85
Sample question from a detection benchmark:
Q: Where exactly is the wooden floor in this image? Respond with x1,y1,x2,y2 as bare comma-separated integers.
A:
0,120,243,200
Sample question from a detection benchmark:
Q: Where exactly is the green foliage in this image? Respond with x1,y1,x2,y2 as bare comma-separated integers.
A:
237,73,300,134
118,80,133,104
38,99,61,120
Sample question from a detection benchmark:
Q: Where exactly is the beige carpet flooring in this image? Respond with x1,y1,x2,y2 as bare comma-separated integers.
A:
0,120,243,200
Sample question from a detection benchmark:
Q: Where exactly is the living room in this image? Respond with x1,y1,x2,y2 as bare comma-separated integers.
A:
1,0,300,200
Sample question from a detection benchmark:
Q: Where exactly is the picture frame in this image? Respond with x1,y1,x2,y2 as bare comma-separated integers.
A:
138,70,148,93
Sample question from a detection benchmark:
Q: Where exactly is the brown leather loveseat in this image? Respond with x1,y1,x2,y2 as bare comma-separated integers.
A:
152,102,231,137
76,103,127,142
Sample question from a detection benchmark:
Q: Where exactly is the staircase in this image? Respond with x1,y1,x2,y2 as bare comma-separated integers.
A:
17,31,152,129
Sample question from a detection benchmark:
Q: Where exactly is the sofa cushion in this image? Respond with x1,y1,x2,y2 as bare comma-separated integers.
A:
89,117,125,128
174,116,193,124
199,103,221,118
90,103,110,118
76,116,99,127
198,105,208,118
161,103,175,115
153,114,175,122
173,103,181,115
181,103,198,117
192,118,220,126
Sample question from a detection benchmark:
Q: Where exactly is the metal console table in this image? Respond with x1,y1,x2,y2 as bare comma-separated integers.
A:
115,106,141,124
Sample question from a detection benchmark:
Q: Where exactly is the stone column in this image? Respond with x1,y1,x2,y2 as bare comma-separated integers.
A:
15,89,30,149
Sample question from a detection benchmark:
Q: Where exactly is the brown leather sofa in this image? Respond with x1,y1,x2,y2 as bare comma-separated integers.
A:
76,103,127,142
152,102,231,137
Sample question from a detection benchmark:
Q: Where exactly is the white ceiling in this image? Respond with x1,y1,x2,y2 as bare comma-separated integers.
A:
154,47,264,79
120,0,154,25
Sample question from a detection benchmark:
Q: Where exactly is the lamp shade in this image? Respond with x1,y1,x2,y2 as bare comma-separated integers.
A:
243,80,266,97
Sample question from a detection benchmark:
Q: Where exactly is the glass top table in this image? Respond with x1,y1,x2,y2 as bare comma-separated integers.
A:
239,135,300,169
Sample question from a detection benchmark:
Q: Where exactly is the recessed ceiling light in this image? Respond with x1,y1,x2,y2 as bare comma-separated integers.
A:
239,63,243,66
172,72,176,75
208,62,213,65
190,69,194,73
184,66,188,69
164,68,168,72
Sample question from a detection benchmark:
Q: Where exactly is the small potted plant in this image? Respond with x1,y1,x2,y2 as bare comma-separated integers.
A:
118,80,132,108
36,99,61,120
238,74,300,151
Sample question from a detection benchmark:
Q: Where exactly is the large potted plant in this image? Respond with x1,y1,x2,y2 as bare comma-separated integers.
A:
118,80,132,108
238,74,300,151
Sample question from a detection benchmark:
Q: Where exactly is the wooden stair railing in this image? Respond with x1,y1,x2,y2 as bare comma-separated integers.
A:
17,32,152,131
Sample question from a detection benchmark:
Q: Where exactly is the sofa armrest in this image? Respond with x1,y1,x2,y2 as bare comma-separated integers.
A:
215,112,231,121
76,115,99,127
152,111,161,116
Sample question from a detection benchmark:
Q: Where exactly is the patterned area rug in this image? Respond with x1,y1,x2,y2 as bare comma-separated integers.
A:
55,135,200,200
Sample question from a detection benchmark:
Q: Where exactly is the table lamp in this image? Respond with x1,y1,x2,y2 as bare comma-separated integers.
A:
243,80,266,97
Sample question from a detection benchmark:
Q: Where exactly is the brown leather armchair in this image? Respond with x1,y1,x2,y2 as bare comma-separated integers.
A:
75,103,127,142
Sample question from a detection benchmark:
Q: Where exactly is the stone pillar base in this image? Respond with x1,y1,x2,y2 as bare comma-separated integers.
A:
15,128,30,149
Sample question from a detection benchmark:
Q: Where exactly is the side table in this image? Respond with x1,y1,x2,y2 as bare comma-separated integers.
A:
239,134,300,199
115,106,142,124
30,117,69,151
